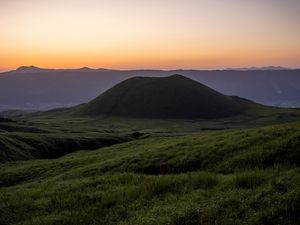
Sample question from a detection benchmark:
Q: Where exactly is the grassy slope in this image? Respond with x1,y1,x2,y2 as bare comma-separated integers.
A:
0,104,300,163
1,122,300,225
0,131,134,163
1,104,300,163
76,75,244,118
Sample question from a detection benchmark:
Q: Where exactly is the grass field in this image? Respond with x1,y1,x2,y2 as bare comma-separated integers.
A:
0,105,300,224
1,104,300,163
0,122,300,225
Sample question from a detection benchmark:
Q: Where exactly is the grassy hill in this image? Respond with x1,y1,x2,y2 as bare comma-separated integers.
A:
77,75,248,118
0,122,300,225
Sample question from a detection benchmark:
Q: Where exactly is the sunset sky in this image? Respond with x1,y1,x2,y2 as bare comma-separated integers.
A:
1,0,300,70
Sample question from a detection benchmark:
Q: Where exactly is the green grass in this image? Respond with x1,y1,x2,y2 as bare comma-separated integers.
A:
0,122,300,225
0,131,135,163
1,103,299,163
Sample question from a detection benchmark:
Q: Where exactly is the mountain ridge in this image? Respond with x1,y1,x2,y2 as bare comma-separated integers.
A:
1,67,300,111
8,65,298,73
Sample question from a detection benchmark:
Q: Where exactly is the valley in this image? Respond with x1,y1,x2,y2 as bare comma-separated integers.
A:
0,75,300,225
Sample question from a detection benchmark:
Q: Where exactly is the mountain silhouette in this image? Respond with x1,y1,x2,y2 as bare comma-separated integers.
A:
15,66,50,73
77,75,248,118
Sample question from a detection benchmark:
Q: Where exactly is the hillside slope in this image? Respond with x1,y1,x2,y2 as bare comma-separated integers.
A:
77,75,248,118
1,123,300,225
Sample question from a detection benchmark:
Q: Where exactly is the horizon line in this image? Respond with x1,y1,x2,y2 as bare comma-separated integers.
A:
1,65,299,73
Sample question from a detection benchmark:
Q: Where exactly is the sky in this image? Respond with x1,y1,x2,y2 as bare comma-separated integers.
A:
0,0,300,70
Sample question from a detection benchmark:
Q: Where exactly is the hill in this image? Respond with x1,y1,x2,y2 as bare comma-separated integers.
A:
77,75,248,118
1,67,300,111
1,122,299,225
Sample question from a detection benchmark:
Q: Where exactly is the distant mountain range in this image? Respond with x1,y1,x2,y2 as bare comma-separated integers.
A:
0,66,300,111
14,66,115,73
225,66,291,71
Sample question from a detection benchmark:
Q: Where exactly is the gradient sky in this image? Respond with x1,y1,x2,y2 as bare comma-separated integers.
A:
1,0,300,70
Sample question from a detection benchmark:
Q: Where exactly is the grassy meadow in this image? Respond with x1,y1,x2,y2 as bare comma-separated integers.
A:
1,104,300,162
0,106,300,224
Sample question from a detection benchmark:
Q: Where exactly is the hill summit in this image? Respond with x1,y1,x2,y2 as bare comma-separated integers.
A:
77,75,247,118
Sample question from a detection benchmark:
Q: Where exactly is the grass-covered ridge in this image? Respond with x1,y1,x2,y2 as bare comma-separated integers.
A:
1,122,300,225
76,75,248,118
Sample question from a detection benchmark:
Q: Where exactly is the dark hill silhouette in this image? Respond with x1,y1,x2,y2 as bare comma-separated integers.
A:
15,66,50,73
77,75,248,118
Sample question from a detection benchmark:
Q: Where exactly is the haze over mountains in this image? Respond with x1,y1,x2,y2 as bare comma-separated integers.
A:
0,66,300,111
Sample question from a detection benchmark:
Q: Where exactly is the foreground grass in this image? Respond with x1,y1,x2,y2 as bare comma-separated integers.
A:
0,122,300,225
1,169,299,225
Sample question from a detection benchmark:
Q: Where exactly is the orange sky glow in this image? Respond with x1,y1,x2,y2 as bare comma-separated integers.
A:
1,0,300,70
